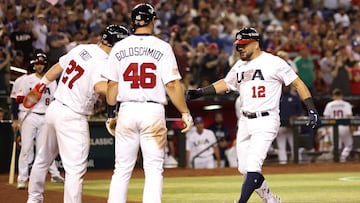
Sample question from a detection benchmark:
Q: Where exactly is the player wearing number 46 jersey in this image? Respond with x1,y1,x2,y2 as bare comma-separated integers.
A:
26,25,129,203
103,3,193,203
186,27,321,203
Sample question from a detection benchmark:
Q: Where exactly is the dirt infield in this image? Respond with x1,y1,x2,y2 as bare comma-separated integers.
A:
1,162,360,203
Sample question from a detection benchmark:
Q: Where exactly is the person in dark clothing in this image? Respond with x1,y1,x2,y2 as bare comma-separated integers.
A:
208,111,232,167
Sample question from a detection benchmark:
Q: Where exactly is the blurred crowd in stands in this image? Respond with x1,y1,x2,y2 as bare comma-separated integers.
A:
0,0,360,120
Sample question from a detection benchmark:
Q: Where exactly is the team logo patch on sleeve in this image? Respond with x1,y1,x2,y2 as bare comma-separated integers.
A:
79,49,92,61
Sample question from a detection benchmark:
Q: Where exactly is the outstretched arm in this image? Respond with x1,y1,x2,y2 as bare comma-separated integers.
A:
186,79,229,100
23,63,63,108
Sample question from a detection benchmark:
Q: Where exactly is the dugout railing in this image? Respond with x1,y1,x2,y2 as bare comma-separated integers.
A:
291,117,360,163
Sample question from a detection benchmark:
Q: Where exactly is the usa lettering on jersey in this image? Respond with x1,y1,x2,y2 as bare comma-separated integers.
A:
237,69,265,82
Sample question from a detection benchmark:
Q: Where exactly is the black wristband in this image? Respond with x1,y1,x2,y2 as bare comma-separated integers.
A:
202,85,216,96
303,97,316,112
107,104,116,118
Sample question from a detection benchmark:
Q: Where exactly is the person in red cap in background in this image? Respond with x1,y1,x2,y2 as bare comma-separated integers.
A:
199,42,230,86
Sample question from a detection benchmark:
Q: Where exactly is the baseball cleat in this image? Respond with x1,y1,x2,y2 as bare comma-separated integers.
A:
268,194,281,203
17,181,26,189
51,175,64,183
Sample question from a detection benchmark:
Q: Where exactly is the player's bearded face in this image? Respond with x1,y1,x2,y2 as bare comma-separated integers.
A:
236,42,255,61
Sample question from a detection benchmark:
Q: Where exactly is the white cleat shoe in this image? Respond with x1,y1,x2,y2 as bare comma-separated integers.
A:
17,181,26,190
51,175,64,183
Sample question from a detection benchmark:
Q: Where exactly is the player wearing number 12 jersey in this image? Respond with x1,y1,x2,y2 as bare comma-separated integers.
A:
26,25,129,203
187,27,321,203
103,3,193,203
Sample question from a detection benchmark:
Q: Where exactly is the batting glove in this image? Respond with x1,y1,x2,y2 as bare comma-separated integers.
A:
307,109,321,129
181,112,194,133
23,83,46,108
105,118,117,136
186,89,203,101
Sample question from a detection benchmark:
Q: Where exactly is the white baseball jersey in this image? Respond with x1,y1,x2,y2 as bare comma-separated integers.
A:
19,73,57,113
55,44,107,115
10,74,27,112
186,128,217,160
323,100,353,119
323,99,353,131
103,34,181,104
224,51,298,114
323,99,353,162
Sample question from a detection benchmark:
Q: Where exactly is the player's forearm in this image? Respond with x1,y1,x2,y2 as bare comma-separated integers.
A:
43,63,63,83
291,78,312,101
106,81,118,106
94,81,107,95
166,80,190,113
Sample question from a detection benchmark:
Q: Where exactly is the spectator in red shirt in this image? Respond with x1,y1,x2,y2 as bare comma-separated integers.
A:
350,60,360,95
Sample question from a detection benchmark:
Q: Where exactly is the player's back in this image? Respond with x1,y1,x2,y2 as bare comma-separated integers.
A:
55,44,107,115
108,34,181,104
323,100,353,118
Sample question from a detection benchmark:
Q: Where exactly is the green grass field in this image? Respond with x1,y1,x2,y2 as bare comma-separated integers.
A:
46,172,360,203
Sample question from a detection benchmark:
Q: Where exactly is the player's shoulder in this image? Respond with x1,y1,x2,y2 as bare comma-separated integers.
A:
262,51,285,62
22,73,37,81
204,128,215,135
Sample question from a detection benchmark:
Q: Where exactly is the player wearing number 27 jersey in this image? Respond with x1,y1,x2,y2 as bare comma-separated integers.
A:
26,25,129,203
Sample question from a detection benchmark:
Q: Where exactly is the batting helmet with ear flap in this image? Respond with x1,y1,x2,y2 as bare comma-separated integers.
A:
101,25,129,47
131,3,156,28
31,52,48,65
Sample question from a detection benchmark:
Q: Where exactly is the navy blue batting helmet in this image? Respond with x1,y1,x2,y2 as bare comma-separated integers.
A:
102,25,129,47
131,3,156,28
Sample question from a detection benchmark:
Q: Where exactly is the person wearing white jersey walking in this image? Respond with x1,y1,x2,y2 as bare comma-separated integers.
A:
323,88,354,162
12,52,63,190
186,27,321,203
103,3,193,203
25,25,129,203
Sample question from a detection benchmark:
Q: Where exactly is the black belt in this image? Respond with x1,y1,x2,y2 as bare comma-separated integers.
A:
242,111,269,119
32,112,45,115
121,101,159,104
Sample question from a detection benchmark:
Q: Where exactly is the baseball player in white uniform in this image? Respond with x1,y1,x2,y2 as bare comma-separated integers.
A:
187,27,321,203
186,116,221,168
10,52,63,189
26,25,129,203
103,3,193,203
323,88,353,162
